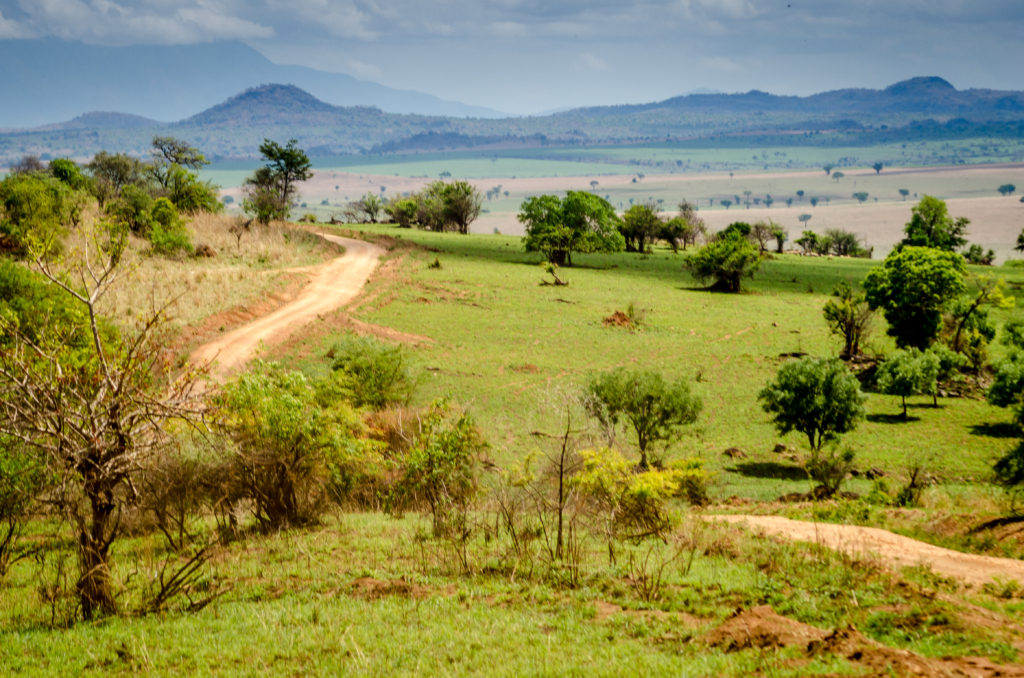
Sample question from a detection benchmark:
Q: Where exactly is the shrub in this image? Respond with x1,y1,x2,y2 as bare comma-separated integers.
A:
148,198,193,256
329,335,415,409
683,231,761,292
805,446,856,498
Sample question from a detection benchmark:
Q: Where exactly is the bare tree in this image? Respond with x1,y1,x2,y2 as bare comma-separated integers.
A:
0,223,206,618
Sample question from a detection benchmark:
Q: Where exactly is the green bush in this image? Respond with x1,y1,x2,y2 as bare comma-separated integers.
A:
329,335,415,409
148,198,193,256
683,230,761,292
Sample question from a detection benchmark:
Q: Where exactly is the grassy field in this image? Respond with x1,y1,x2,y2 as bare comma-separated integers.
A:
5,212,1024,676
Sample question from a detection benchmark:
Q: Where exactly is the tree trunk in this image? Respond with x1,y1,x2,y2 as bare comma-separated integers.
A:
78,485,117,619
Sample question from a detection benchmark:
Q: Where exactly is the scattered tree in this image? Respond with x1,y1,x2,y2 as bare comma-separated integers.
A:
619,201,663,253
759,356,865,451
584,368,702,469
901,195,968,251
822,281,873,359
999,184,1017,196
876,349,940,417
872,162,884,175
683,229,761,293
899,188,910,201
520,191,624,266
852,191,869,204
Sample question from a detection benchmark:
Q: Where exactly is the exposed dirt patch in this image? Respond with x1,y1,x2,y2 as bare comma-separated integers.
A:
509,363,541,374
349,577,430,600
710,515,1024,589
705,605,827,651
603,310,633,328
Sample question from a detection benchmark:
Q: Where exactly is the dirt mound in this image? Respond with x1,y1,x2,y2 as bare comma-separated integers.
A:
349,577,429,600
603,310,634,328
705,605,827,651
809,626,1024,677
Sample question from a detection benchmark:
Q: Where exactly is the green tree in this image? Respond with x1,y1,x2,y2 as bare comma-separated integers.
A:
853,191,869,204
823,281,873,359
899,188,910,200
148,136,208,189
384,196,419,228
87,151,146,207
0,172,83,256
328,335,414,409
759,356,865,451
989,353,1024,429
998,184,1017,196
436,180,482,234
795,229,818,253
876,349,940,417
683,230,761,293
901,195,969,251
520,191,624,266
584,368,701,469
872,162,884,175
863,246,966,349
619,201,663,253
247,139,313,221
1016,229,1024,253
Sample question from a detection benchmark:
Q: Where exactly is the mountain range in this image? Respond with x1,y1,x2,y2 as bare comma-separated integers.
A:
2,65,1024,163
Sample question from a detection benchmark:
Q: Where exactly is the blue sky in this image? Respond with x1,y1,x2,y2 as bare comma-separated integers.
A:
1,0,1022,114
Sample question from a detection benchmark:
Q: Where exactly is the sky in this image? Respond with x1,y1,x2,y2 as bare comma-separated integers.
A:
1,0,1023,115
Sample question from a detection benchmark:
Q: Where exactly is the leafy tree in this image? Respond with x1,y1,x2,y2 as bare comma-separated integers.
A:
683,230,761,292
435,180,482,234
823,281,873,359
823,228,868,257
719,199,732,209
1016,229,1024,253
87,151,146,207
832,171,844,181
852,191,869,204
872,162,884,175
148,198,193,257
619,201,662,253
520,191,624,266
899,188,910,200
345,193,385,223
944,275,1009,371
999,184,1017,196
759,356,865,451
901,195,968,251
823,164,834,176
384,196,419,228
0,172,83,256
148,136,208,188
963,244,995,266
876,349,940,417
798,213,812,226
584,368,701,469
771,224,787,253
864,246,966,349
810,196,820,207
795,230,818,254
106,183,154,234
244,139,312,221
749,220,775,253
48,158,90,191
989,353,1024,429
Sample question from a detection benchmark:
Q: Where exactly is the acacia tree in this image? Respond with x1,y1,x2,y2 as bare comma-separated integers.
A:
683,229,761,292
0,223,205,618
584,368,701,470
619,202,663,253
520,191,624,266
243,139,312,222
759,356,865,451
823,282,873,359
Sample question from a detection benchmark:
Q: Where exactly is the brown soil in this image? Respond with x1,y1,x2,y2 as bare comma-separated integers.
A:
190,234,384,380
349,577,429,600
710,515,1024,589
706,606,1024,676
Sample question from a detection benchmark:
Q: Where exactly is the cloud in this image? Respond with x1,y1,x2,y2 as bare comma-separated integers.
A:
0,9,30,38
575,51,608,72
342,58,383,80
698,56,742,73
265,0,377,40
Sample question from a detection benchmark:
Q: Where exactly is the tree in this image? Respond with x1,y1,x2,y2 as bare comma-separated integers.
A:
899,188,910,201
584,368,701,469
823,282,873,359
0,222,205,618
619,202,663,253
0,172,84,256
988,353,1024,429
798,213,812,226
683,230,761,292
771,224,787,253
384,197,419,228
901,195,968,251
1016,229,1024,253
720,199,732,209
863,246,966,349
999,184,1017,196
876,349,939,417
759,356,865,451
810,197,820,207
823,164,834,176
823,228,867,257
945,275,1011,369
795,230,819,254
87,151,146,207
345,193,384,224
249,139,312,220
873,162,884,175
241,167,286,225
852,191,869,204
148,136,208,189
749,220,775,253
436,180,483,234
520,191,624,266
832,171,844,182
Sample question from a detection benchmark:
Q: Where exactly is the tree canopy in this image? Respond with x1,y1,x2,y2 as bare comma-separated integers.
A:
759,356,865,451
520,191,624,266
863,246,966,349
900,195,969,251
683,229,761,293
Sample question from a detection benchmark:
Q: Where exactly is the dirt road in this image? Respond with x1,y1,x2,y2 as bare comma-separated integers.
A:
711,514,1024,588
191,234,384,380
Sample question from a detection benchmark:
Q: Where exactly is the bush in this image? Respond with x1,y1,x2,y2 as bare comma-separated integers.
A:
148,198,193,256
683,231,761,292
329,335,415,409
805,446,856,498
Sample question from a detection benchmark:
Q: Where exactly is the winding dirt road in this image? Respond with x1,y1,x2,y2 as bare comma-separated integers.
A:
191,234,384,380
712,514,1024,588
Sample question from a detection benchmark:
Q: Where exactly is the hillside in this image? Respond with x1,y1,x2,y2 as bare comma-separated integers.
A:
3,77,1024,162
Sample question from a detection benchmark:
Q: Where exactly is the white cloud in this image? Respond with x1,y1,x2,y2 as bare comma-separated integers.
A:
698,56,742,73
575,51,608,72
0,9,31,38
343,58,383,80
266,0,377,40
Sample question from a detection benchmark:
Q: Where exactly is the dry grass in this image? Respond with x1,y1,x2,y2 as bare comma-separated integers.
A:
59,212,339,335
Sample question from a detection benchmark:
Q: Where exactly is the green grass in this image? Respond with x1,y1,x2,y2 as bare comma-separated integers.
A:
288,224,1021,502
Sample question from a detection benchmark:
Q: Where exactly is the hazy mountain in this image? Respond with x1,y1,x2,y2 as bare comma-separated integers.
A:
0,38,504,129
2,77,1023,163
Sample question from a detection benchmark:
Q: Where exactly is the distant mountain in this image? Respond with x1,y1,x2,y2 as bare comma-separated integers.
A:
0,38,504,128
2,77,1024,163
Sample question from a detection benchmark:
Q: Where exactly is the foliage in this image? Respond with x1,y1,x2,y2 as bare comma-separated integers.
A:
48,158,90,191
328,335,415,409
944,275,1011,370
998,184,1016,196
659,200,704,252
520,191,624,266
759,356,865,451
0,172,83,256
863,246,966,349
0,437,46,579
216,362,361,531
584,368,701,469
805,446,856,498
242,139,312,222
795,230,818,254
86,150,146,207
964,244,995,266
822,281,873,359
106,183,154,234
433,180,483,234
148,198,193,257
388,400,487,538
345,192,384,224
384,196,419,228
241,167,285,225
619,201,663,253
0,221,204,618
988,353,1024,429
683,229,761,292
901,195,969,251
876,349,940,417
